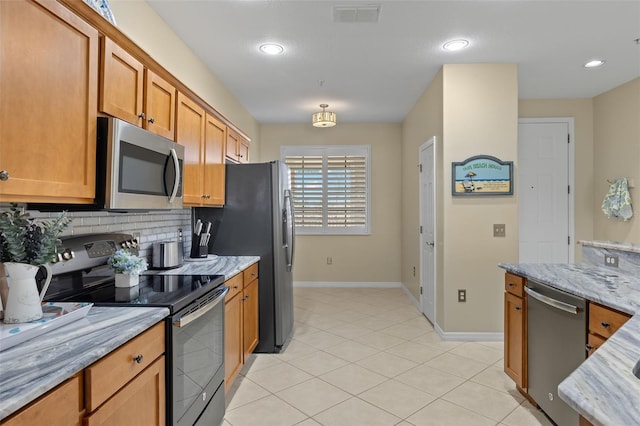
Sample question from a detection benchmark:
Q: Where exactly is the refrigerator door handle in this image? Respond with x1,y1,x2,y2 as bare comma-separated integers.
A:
283,189,295,272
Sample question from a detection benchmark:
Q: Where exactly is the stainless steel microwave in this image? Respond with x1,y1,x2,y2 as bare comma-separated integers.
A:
100,117,184,210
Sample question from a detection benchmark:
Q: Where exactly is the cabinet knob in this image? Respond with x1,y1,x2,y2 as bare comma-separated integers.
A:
515,306,521,311
0,170,8,181
508,283,514,287
133,354,144,364
148,117,155,124
138,113,146,119
601,321,610,329
233,285,239,289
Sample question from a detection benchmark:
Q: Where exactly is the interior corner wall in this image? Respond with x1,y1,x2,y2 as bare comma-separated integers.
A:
518,98,595,260
258,123,402,284
441,64,519,332
593,77,640,243
107,1,260,156
401,69,444,312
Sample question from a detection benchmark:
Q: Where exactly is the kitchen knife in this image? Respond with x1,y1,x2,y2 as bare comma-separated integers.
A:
194,220,203,236
204,221,212,235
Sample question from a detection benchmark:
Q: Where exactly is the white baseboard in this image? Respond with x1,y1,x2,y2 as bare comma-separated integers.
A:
400,283,421,309
293,281,401,288
435,323,504,342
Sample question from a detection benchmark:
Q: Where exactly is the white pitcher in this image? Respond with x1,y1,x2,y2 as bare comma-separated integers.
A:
3,262,52,324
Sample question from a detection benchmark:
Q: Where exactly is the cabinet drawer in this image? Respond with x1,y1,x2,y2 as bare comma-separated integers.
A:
588,302,631,340
243,263,258,284
586,332,606,357
85,322,165,411
225,273,243,302
505,272,525,297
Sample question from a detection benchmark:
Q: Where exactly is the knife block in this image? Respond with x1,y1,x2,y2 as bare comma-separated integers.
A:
190,234,208,259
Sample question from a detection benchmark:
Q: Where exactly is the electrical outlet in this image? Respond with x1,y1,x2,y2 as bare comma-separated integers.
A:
458,289,467,303
327,256,332,265
493,224,506,237
604,254,619,268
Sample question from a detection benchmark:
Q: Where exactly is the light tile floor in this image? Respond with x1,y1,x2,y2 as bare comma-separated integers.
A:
223,287,554,426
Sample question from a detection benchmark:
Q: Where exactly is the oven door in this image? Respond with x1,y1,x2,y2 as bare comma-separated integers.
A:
170,285,228,426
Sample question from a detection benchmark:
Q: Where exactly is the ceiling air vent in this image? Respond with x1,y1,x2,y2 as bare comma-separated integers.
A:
333,5,381,23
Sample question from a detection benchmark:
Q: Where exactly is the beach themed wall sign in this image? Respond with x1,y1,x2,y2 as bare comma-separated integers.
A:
452,155,513,196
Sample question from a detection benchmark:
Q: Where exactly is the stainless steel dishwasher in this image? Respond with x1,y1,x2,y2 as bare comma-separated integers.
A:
525,279,586,426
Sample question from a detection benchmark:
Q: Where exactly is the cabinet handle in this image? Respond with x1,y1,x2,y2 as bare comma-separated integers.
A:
133,354,144,364
138,113,145,119
148,117,155,124
601,321,610,329
0,170,8,181
508,283,514,287
233,285,239,289
585,344,594,351
515,306,521,311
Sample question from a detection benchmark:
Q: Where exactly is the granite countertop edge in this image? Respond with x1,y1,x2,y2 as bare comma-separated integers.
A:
0,306,169,421
146,255,260,279
499,263,640,426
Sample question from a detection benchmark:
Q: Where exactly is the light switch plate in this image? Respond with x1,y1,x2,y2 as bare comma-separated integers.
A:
493,224,506,237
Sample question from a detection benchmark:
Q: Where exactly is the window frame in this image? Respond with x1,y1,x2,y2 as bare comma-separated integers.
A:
281,145,371,235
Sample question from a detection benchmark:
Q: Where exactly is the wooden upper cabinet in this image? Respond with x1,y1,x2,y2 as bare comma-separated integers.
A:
204,113,226,205
144,69,176,140
226,129,250,163
176,92,206,205
100,37,176,140
0,0,98,204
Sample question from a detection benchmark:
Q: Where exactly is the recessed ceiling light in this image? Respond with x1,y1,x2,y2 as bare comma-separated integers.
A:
584,59,606,68
443,39,469,52
259,43,284,55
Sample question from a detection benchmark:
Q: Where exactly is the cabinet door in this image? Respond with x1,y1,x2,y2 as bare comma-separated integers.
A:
243,279,259,357
225,293,243,392
0,374,82,426
238,136,250,163
504,292,527,389
145,69,176,140
176,92,205,205
100,37,144,127
84,356,165,426
225,129,239,162
204,113,226,205
0,0,97,204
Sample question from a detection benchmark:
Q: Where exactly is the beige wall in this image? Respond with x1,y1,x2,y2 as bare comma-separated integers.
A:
109,0,260,156
401,69,444,314
593,78,640,243
518,98,595,259
441,64,519,332
260,124,402,283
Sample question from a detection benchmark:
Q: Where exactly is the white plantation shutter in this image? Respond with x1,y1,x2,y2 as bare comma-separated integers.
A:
283,145,370,235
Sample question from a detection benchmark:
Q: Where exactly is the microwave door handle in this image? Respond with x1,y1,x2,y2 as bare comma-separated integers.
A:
168,148,180,203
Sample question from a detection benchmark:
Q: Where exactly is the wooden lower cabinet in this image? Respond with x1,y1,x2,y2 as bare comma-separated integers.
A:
0,374,83,426
1,323,166,426
504,273,527,392
224,263,259,391
84,356,165,426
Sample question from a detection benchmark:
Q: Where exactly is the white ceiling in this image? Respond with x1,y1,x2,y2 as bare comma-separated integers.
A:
146,0,640,124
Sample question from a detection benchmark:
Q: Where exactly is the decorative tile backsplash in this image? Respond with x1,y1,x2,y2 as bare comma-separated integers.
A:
24,208,192,261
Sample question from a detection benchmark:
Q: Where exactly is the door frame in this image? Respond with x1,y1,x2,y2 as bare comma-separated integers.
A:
518,117,576,262
419,137,436,323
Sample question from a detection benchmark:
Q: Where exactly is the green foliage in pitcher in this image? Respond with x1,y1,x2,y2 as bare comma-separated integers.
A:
0,204,71,265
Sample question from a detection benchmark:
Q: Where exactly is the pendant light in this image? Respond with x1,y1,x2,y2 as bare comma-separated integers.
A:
312,104,337,127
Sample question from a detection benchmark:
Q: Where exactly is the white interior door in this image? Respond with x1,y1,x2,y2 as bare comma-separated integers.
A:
518,119,573,263
419,138,436,323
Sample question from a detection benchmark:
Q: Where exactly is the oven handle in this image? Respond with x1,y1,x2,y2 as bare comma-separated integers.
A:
173,286,229,328
524,286,580,315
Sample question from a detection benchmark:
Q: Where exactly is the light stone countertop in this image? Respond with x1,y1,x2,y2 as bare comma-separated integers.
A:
0,306,169,421
499,263,640,426
145,255,260,279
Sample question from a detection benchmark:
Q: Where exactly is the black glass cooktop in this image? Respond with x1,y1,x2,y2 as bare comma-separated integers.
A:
44,268,225,314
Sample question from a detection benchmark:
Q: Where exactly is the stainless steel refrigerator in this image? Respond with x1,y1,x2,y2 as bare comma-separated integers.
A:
195,161,295,353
